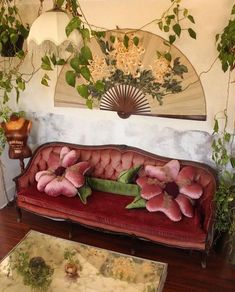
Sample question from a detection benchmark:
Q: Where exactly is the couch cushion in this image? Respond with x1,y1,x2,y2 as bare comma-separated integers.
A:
17,184,206,249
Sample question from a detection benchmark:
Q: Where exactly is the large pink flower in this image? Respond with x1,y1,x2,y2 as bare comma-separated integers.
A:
35,147,90,197
136,160,203,222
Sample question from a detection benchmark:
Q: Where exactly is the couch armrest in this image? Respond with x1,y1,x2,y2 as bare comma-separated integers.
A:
14,144,60,190
196,169,217,234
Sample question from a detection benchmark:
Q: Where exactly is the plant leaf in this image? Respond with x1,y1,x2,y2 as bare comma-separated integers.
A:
80,66,91,81
65,70,76,87
173,23,181,36
66,17,81,36
41,56,52,70
80,28,90,42
70,56,80,72
86,99,93,109
213,119,219,133
188,15,195,24
95,80,105,92
77,84,89,98
169,35,176,44
232,4,235,14
81,45,93,61
188,28,196,39
230,157,235,168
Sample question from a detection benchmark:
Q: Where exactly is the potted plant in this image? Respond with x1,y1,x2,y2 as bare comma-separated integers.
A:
0,0,29,57
212,3,235,263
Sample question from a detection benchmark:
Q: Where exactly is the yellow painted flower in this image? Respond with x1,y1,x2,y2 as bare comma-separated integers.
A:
151,56,171,84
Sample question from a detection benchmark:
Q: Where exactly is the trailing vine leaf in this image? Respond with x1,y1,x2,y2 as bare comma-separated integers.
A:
169,35,176,44
80,28,90,42
41,56,52,71
95,80,105,92
80,45,93,61
86,99,93,109
188,15,195,23
173,23,181,36
230,157,235,168
77,84,89,98
65,17,81,36
66,70,76,87
188,28,196,39
70,56,81,72
80,66,91,81
41,73,50,87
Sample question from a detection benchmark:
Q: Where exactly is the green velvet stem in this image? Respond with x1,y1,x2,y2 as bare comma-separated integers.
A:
87,177,140,197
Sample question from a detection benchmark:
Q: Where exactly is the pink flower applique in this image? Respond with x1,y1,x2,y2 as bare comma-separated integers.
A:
136,160,203,222
35,146,91,197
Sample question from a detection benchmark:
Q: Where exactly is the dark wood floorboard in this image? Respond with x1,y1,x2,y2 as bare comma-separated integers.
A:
0,204,235,292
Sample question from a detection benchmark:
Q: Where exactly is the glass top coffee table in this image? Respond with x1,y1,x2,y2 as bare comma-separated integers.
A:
0,230,167,292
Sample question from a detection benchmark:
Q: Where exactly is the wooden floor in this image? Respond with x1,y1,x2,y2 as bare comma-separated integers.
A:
0,204,235,292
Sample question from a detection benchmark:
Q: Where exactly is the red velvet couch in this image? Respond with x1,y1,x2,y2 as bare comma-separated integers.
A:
14,142,217,267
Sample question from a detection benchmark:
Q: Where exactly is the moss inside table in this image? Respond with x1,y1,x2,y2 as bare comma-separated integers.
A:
0,230,167,292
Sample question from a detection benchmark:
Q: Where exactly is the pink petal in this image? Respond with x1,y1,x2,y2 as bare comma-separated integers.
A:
176,166,196,186
145,160,180,182
61,150,78,168
196,172,211,188
144,165,167,181
37,173,56,192
179,182,203,199
136,177,162,200
136,177,164,188
60,146,70,160
48,152,60,170
164,160,180,181
65,172,84,188
35,170,53,182
65,162,91,188
146,192,182,222
175,194,194,218
70,161,91,175
44,177,77,197
141,184,162,200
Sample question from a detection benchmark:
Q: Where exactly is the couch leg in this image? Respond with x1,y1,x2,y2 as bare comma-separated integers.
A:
68,223,73,239
201,251,208,268
16,206,22,223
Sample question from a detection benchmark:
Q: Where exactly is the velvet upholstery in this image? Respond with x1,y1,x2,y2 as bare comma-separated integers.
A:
14,142,217,251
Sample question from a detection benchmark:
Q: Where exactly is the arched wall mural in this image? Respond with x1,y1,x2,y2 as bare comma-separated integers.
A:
54,29,206,120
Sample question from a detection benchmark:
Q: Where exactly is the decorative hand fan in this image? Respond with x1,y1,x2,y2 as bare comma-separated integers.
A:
55,29,206,120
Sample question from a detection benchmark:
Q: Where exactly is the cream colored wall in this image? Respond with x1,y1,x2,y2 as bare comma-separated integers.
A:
1,0,234,207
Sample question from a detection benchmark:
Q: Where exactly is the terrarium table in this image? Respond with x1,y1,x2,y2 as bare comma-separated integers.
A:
0,230,167,292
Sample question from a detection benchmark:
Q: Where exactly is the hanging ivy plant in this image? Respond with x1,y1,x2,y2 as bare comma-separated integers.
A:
216,4,235,72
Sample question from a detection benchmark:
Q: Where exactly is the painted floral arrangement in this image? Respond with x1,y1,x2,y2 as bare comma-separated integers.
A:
73,33,189,109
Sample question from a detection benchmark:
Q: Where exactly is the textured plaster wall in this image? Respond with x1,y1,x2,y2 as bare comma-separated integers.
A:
1,0,235,207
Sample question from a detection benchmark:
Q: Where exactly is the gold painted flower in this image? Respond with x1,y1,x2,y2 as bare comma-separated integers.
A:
109,36,145,76
88,54,113,82
151,56,171,84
